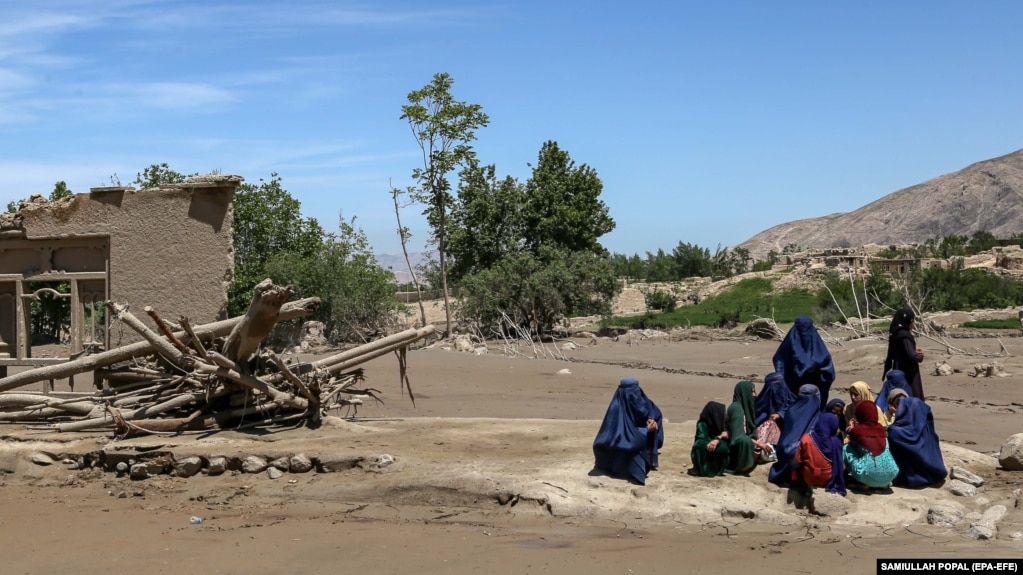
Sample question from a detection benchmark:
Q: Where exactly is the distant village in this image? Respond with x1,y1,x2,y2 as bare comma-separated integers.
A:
774,244,1023,277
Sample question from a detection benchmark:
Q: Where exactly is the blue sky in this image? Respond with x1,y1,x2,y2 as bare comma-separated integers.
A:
2,1,1022,258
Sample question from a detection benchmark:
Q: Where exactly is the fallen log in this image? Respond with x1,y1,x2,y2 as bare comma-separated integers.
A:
0,297,320,393
222,279,294,368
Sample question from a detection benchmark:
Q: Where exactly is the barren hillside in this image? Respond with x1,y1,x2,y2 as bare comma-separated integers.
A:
740,148,1023,260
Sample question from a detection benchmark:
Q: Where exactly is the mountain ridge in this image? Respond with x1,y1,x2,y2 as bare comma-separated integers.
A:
739,148,1023,260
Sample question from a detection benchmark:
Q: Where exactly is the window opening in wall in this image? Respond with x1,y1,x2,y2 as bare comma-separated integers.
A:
26,281,71,359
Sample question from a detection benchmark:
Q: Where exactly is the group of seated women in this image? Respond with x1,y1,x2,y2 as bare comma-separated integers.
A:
688,374,947,494
685,315,947,494
593,315,947,491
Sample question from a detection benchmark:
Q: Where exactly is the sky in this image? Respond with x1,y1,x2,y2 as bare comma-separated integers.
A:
2,1,1022,259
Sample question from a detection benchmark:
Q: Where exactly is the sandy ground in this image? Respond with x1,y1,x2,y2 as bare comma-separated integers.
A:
1,330,1022,574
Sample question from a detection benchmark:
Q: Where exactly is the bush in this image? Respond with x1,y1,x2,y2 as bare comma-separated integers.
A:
645,290,677,312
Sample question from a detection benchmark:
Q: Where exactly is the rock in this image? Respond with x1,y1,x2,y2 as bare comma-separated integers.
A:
115,461,129,473
557,368,572,375
267,467,284,480
129,463,152,480
999,433,1023,470
207,456,228,476
316,454,365,473
241,455,268,474
965,517,998,540
934,361,954,376
358,454,396,472
927,504,965,527
289,454,313,473
30,453,56,466
950,467,984,487
947,479,977,497
270,457,290,472
810,491,851,517
982,505,1008,522
472,346,489,355
560,341,579,351
454,335,474,353
174,456,203,478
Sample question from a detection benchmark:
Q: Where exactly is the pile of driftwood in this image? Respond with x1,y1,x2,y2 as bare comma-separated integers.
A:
0,280,435,437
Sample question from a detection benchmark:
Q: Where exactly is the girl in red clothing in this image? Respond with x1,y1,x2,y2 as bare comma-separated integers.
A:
795,412,847,495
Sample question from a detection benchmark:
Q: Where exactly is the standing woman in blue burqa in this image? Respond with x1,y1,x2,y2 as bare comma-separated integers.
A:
592,378,664,485
773,315,836,409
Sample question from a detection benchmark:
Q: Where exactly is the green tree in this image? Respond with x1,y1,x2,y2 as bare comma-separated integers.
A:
969,230,998,254
521,141,615,255
229,174,325,316
672,241,711,278
938,234,968,258
401,72,490,336
446,159,525,281
265,215,400,341
447,142,619,336
458,247,617,337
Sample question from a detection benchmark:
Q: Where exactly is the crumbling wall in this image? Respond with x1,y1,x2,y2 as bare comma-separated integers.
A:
12,175,241,340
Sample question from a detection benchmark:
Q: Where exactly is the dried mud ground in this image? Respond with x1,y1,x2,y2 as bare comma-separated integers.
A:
2,332,1023,574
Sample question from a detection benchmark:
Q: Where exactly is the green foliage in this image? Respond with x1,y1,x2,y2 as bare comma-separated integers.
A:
521,141,615,255
961,317,1022,330
968,230,998,254
913,265,1023,311
264,215,402,342
645,290,676,312
401,73,489,333
447,141,619,336
459,247,617,336
133,163,189,188
229,174,325,317
447,159,525,280
608,278,816,329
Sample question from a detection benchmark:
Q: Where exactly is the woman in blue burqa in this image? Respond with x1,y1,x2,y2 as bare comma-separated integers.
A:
876,369,914,413
773,315,836,409
887,396,947,487
755,371,795,426
768,384,821,486
592,378,664,485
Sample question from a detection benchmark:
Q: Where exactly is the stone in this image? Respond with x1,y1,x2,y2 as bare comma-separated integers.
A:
472,346,489,355
965,524,996,540
947,480,977,497
934,362,954,376
30,453,56,466
454,335,473,353
998,433,1023,471
174,456,203,478
207,456,228,476
270,457,290,472
926,504,965,527
560,341,579,351
316,454,365,473
267,467,284,480
810,491,851,517
289,454,313,473
557,368,572,375
115,461,129,473
241,455,268,474
129,463,151,480
982,504,1008,522
950,467,984,487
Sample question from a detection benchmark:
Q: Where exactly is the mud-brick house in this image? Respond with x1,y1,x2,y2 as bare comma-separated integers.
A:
0,175,242,375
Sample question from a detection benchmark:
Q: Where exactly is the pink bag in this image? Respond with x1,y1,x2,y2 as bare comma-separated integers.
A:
756,419,781,446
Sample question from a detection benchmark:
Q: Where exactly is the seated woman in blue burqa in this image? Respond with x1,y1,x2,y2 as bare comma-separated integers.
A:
593,378,664,485
773,315,836,408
